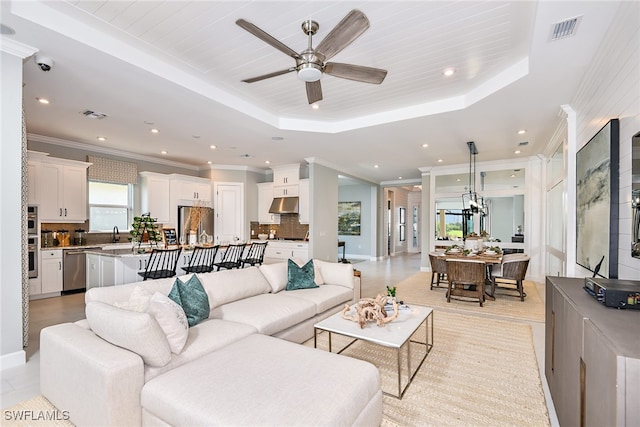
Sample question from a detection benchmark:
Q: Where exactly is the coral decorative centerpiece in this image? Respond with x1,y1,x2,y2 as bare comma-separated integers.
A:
341,294,398,328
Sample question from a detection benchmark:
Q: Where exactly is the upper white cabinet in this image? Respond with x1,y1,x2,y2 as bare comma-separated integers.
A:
298,179,309,224
258,182,280,224
170,175,211,203
272,164,300,187
273,185,299,197
37,158,90,222
27,160,39,205
139,172,171,223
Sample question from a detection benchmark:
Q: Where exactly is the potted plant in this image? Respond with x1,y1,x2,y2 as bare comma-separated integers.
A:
130,213,162,252
386,285,397,303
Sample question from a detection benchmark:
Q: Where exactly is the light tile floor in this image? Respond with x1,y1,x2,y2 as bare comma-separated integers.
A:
1,253,559,426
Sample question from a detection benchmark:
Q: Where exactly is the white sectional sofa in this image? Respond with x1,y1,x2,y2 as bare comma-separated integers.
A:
40,259,382,427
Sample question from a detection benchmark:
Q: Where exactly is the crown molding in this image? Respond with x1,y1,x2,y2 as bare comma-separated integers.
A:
0,36,37,58
27,133,200,171
209,164,266,174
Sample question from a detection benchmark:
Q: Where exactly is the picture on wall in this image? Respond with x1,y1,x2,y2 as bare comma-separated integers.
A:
576,118,619,278
338,201,361,236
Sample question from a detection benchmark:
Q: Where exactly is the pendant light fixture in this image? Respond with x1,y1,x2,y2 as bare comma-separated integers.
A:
462,141,483,214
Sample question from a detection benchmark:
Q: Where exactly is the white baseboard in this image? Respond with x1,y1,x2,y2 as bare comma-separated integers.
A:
1,349,26,370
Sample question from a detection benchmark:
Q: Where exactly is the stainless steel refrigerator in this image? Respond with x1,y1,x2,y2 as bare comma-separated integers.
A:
177,205,214,245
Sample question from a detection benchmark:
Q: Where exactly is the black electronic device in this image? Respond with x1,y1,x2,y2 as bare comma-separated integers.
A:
584,278,640,309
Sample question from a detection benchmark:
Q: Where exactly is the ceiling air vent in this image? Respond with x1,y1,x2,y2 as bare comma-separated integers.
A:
518,141,529,146
550,16,582,41
81,110,108,120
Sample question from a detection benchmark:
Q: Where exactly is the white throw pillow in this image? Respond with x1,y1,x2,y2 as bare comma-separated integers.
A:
113,286,152,312
259,262,288,293
314,260,354,289
291,258,325,286
86,301,171,367
147,292,189,354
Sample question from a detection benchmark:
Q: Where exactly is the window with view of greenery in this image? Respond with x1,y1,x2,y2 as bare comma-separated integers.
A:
435,210,473,239
89,181,132,232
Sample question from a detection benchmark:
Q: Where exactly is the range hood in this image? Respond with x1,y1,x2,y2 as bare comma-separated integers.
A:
269,197,299,214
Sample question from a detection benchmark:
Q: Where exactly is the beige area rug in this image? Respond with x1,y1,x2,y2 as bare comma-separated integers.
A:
396,272,545,322
308,310,550,427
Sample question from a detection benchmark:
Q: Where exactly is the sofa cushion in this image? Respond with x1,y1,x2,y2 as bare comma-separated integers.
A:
259,262,288,293
210,293,316,336
85,275,184,306
281,284,353,314
113,285,152,312
168,275,209,327
198,267,271,309
286,259,318,291
148,292,189,354
141,334,381,427
314,260,354,289
143,319,258,382
85,301,171,367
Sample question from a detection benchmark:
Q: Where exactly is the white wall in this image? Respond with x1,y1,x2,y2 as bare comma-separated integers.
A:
339,184,374,259
309,162,338,261
1,50,30,368
569,1,640,279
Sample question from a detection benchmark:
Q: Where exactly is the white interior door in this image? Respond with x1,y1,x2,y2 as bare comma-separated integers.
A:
214,182,244,243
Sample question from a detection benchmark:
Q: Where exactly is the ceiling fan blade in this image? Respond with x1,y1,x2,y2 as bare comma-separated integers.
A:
242,68,296,83
236,19,300,59
306,81,323,104
315,9,369,61
324,62,387,84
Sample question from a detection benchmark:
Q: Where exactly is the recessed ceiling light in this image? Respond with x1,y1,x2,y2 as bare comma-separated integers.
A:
422,143,429,148
437,159,443,163
36,97,50,104
210,145,217,149
456,178,461,182
1,24,16,35
207,161,212,165
443,67,456,77
517,129,526,135
160,150,167,155
511,174,516,178
97,136,107,141
398,176,403,180
150,128,159,134
312,104,319,110
514,150,521,154
374,164,379,168
265,160,271,164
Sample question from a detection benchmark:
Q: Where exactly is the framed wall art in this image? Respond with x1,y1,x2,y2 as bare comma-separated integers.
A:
576,118,619,278
338,201,361,236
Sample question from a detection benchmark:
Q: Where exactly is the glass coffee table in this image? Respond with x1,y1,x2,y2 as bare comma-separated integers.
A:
314,304,433,399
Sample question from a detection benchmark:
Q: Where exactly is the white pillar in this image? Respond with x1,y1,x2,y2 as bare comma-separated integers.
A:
562,105,577,276
1,39,38,369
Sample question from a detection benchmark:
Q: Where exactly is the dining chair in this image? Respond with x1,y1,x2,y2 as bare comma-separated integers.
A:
214,243,246,271
139,247,182,281
490,256,530,301
428,253,447,289
445,258,486,306
240,241,268,268
182,245,220,274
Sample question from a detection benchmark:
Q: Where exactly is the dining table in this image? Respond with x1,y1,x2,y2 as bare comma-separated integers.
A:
433,249,503,300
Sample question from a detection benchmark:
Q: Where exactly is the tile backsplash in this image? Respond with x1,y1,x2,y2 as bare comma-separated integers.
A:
250,215,309,240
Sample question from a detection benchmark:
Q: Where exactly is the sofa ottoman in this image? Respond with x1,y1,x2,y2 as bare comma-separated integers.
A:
140,334,383,426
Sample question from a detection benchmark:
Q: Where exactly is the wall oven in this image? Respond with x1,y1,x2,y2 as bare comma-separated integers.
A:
27,205,38,235
28,236,38,278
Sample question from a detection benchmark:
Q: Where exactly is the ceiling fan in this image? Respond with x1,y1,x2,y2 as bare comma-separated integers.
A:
236,9,387,104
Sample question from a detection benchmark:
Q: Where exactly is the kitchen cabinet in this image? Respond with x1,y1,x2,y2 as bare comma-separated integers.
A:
121,255,149,284
258,182,280,224
40,249,63,294
140,172,171,223
545,277,640,427
88,252,150,288
264,241,309,262
170,175,211,203
272,164,300,187
27,160,39,205
38,159,90,222
298,179,309,224
273,185,298,197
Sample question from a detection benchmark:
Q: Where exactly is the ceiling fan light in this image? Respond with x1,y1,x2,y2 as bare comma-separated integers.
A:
298,64,322,82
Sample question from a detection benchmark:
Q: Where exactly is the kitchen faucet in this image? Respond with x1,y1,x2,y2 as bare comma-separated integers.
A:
112,226,120,243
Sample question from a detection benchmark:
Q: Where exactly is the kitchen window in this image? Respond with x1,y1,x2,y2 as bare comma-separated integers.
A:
89,181,132,232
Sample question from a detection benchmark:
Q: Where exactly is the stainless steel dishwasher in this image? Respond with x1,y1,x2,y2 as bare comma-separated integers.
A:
63,247,102,292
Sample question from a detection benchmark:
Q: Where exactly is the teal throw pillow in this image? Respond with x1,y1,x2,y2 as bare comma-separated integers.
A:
286,259,318,291
168,274,210,327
